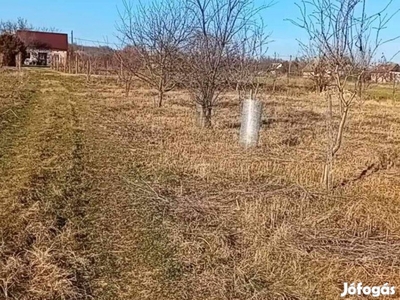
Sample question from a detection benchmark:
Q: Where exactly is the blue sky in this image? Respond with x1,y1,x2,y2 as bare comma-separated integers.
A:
1,0,400,61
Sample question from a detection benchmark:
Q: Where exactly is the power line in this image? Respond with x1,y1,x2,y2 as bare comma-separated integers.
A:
73,37,117,46
72,36,300,60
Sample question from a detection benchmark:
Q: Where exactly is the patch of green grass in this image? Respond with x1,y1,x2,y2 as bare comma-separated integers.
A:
0,72,37,170
0,69,93,299
366,84,400,101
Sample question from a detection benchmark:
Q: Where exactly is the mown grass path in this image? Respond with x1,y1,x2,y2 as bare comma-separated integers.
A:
0,70,178,300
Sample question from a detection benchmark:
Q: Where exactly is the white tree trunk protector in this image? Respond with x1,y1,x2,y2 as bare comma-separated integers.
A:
239,99,263,148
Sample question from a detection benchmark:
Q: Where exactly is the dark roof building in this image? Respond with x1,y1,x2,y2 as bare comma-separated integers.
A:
370,63,400,83
16,30,68,51
371,63,400,73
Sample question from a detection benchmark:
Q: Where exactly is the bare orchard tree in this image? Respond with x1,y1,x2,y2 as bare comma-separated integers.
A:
303,55,331,93
114,46,140,97
117,0,192,107
0,18,32,34
0,18,59,33
182,0,269,128
290,0,399,189
230,25,269,103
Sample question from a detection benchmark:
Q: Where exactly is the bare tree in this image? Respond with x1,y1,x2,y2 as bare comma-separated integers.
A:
36,27,60,33
0,33,26,67
0,18,59,34
290,0,399,189
0,18,32,34
230,25,269,103
302,56,331,93
114,46,140,97
117,0,191,107
182,0,269,128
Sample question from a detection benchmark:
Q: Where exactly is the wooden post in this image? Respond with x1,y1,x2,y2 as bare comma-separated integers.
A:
287,55,292,84
75,55,78,74
68,53,71,74
86,59,91,82
16,52,21,71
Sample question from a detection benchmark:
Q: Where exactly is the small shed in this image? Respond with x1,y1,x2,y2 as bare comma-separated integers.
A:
302,59,331,78
370,63,400,83
302,61,316,77
16,30,68,66
300,58,335,92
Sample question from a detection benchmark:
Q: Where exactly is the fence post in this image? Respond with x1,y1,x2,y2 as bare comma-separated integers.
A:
68,53,71,73
288,55,292,84
16,52,21,71
120,59,123,80
86,60,91,82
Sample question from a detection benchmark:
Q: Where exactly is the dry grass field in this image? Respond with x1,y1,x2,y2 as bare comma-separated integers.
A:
1,68,400,299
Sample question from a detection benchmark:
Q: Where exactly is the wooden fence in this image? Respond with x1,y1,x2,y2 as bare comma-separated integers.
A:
50,51,120,78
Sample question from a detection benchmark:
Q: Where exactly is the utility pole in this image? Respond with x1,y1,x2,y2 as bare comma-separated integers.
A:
71,30,74,45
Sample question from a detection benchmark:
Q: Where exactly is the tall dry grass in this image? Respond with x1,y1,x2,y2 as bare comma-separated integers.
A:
1,69,400,299
79,74,400,299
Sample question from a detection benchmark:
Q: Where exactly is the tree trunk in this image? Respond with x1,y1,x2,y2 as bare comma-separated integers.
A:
272,78,277,93
332,104,349,157
196,104,212,128
157,89,164,107
322,93,333,190
339,99,344,116
236,82,241,102
358,78,363,98
125,80,131,97
322,91,349,190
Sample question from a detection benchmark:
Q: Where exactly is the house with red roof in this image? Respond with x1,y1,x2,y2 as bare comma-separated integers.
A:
16,30,68,66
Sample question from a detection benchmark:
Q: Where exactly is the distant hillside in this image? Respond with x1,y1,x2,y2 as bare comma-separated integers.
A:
70,44,114,56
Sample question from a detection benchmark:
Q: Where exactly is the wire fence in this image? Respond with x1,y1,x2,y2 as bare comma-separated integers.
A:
50,37,120,77
50,36,303,84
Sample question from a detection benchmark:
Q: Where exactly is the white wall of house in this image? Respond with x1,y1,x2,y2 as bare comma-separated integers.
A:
371,72,400,83
26,48,67,66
